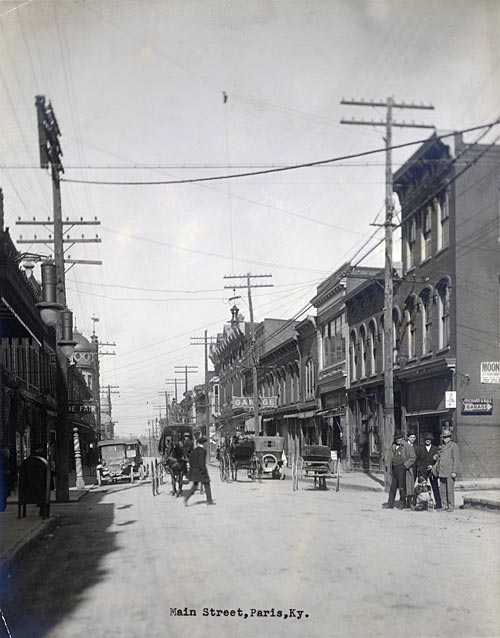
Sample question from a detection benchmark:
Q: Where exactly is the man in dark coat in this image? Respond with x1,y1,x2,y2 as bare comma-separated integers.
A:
416,432,441,508
384,431,416,509
184,437,215,506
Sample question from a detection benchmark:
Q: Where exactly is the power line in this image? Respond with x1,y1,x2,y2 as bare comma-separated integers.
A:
59,120,500,187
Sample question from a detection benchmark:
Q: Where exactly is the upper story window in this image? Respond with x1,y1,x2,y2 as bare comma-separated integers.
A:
393,309,400,365
321,314,345,368
420,290,432,355
406,217,417,270
305,359,315,400
421,206,432,261
368,320,377,375
359,325,367,378
436,192,449,252
350,331,358,382
437,280,451,349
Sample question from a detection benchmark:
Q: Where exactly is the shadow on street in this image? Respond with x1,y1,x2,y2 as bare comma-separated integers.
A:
0,490,117,638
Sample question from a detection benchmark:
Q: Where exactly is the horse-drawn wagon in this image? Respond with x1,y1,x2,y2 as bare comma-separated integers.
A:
158,425,193,496
301,445,334,490
229,437,261,481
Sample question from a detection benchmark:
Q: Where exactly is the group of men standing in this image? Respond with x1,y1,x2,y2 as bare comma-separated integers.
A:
385,429,461,511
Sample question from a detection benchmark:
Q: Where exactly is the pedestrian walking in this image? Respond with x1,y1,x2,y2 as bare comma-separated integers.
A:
416,432,442,509
436,430,460,511
184,437,215,506
383,431,416,509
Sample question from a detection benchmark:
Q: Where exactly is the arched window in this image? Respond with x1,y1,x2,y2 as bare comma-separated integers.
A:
392,308,400,364
420,289,433,355
380,315,385,371
437,280,451,348
404,297,417,359
368,320,377,374
305,359,315,400
350,330,358,382
359,324,367,378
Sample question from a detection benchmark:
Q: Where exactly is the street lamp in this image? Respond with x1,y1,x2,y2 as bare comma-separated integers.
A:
36,261,64,327
36,259,81,494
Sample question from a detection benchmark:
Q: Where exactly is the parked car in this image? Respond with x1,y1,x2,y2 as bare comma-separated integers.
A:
97,439,145,485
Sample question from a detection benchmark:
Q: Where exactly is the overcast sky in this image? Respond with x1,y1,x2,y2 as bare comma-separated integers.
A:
1,0,499,438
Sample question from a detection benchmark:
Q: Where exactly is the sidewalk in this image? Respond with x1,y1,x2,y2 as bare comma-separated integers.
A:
0,486,94,578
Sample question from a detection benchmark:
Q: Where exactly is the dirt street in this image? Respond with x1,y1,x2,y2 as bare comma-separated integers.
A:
1,474,499,638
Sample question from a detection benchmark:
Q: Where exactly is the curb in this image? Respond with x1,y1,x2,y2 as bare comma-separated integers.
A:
0,514,62,580
462,497,500,512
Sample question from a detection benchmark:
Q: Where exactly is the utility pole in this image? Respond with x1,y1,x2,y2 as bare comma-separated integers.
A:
174,365,198,394
165,378,179,403
27,96,79,499
157,390,170,425
341,96,434,488
174,365,198,427
99,384,119,439
191,331,217,458
224,273,273,437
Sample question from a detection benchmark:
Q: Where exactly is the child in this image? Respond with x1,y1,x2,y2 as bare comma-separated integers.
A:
414,475,433,511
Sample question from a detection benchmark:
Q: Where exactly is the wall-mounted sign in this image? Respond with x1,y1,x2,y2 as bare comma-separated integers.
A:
445,391,456,408
461,398,493,415
68,403,95,414
480,362,500,384
232,396,277,409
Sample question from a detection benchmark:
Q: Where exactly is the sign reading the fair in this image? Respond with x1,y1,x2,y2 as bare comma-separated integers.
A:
232,396,277,409
68,403,96,414
480,362,500,384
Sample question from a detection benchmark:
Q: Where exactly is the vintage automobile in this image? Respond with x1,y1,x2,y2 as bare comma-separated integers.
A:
254,435,285,479
97,439,145,485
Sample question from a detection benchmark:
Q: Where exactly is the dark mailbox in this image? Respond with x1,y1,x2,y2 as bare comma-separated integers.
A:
18,456,51,520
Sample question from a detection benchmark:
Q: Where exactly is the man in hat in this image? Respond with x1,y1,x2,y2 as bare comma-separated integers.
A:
416,432,441,508
384,431,416,509
436,430,460,511
184,437,215,506
405,431,418,508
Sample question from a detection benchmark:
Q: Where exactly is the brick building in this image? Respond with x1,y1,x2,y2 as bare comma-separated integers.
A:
393,132,500,477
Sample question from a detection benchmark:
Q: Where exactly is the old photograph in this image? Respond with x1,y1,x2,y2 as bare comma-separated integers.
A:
0,1,499,637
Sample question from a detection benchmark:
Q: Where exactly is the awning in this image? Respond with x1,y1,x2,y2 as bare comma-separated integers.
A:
283,410,317,420
405,409,452,418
